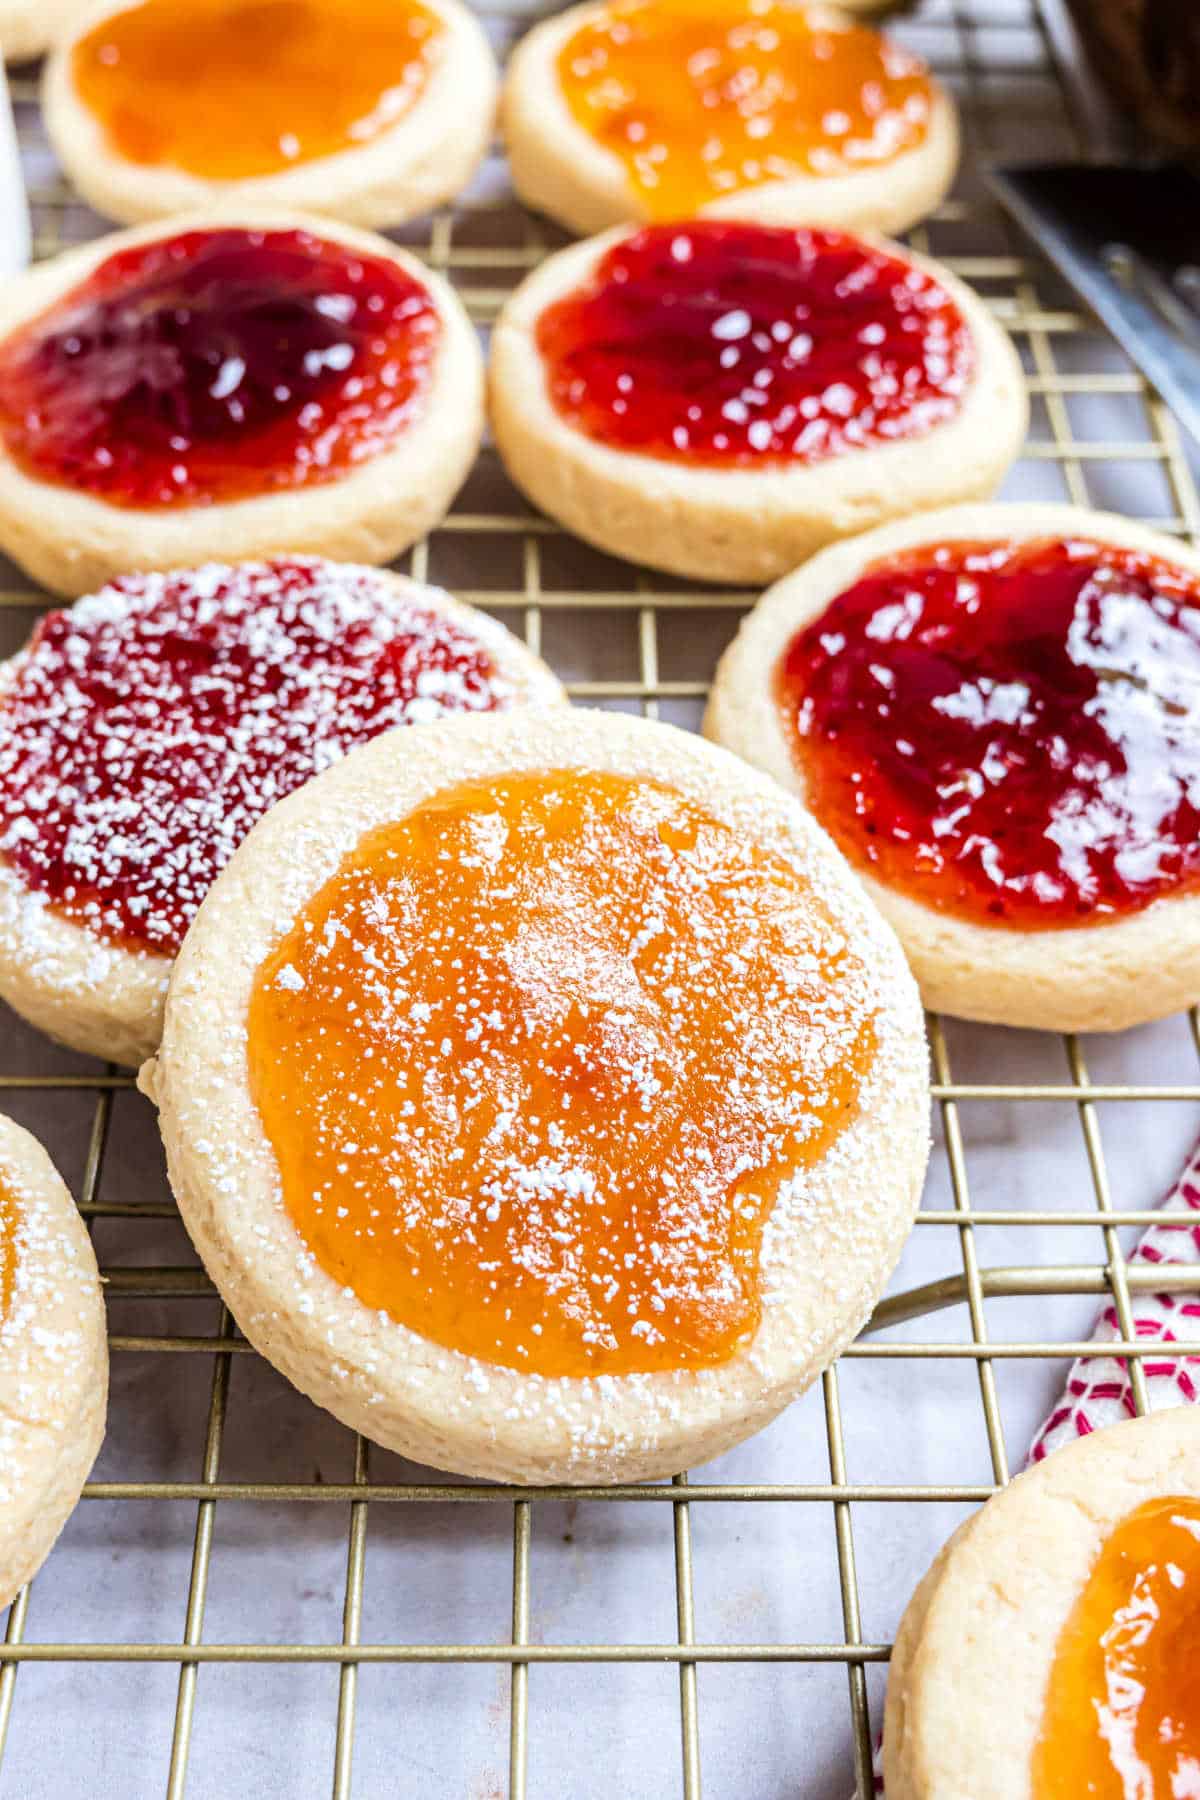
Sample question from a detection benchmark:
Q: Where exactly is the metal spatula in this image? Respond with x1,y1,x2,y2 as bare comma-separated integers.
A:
988,161,1200,444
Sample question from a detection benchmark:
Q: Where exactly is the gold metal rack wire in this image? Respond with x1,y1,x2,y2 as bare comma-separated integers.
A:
3,2,1200,1795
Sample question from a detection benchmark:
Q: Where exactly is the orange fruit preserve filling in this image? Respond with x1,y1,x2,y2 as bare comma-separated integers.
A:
1034,1496,1200,1797
556,0,934,219
247,770,877,1378
71,0,443,180
0,1180,18,1324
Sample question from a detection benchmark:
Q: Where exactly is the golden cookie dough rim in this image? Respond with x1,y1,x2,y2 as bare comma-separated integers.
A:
0,205,484,590
503,0,958,238
42,0,499,224
703,501,1200,1031
0,565,567,1066
882,1408,1200,1800
148,708,928,1480
0,0,88,62
490,223,1027,510
0,1111,107,1610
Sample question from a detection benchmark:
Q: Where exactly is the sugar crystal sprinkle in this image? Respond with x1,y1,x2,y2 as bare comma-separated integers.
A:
0,558,516,956
248,768,879,1380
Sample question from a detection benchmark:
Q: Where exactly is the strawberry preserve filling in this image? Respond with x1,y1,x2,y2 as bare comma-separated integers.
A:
72,0,443,181
0,559,516,956
0,227,440,509
535,222,973,466
248,770,877,1378
557,0,935,220
778,536,1200,927
1035,1496,1200,1797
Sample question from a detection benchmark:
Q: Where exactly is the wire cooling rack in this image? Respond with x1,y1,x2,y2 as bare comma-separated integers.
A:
4,3,1200,1796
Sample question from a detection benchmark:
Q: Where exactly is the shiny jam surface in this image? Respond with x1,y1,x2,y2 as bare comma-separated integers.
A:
72,0,443,180
778,537,1200,927
247,770,877,1378
0,227,440,509
557,0,934,219
1034,1496,1200,1798
535,221,972,466
0,559,514,956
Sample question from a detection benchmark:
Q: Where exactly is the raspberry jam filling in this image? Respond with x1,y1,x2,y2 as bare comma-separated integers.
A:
0,227,440,509
557,0,934,220
71,0,443,181
1035,1496,1200,1797
535,222,973,466
778,537,1200,927
247,770,876,1379
0,560,516,956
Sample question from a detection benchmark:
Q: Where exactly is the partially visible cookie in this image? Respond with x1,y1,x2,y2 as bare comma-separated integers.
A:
504,0,957,238
0,208,483,597
885,1408,1200,1800
705,502,1200,1031
0,557,564,1066
490,220,1026,584
0,1112,107,1610
44,0,497,228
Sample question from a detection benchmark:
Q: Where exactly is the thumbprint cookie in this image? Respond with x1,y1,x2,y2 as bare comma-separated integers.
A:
503,0,956,239
489,221,1026,584
1,0,88,61
0,558,563,1066
0,209,483,597
886,1407,1200,1800
45,0,497,229
0,1113,106,1611
142,709,928,1484
706,502,1200,1031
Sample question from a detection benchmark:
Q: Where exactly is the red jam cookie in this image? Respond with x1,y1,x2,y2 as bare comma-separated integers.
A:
535,221,973,466
71,0,444,181
0,227,440,510
778,536,1200,926
247,767,877,1378
0,560,517,957
557,0,935,219
1035,1496,1200,1797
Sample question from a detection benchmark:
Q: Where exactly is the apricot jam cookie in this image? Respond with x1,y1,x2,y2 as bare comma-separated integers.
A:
0,1112,106,1610
142,708,928,1484
489,220,1026,584
503,0,957,238
885,1407,1200,1800
0,208,483,597
44,0,497,229
0,558,563,1066
706,502,1200,1031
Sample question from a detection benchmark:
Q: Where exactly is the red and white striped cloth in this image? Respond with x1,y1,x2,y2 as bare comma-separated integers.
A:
865,1133,1200,1796
1028,1135,1200,1458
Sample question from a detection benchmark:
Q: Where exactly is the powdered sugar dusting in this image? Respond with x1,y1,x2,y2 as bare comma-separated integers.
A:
0,558,519,956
